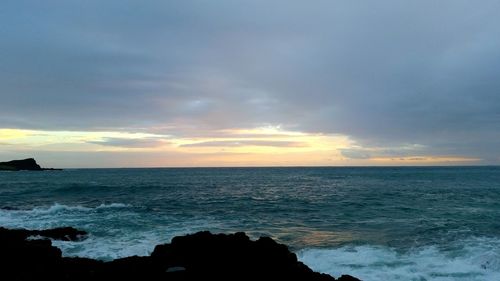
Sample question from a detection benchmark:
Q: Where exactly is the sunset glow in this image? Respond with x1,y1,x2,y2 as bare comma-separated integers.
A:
0,127,480,167
1,1,498,167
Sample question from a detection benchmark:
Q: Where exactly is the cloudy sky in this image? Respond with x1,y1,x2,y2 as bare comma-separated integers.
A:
1,0,499,167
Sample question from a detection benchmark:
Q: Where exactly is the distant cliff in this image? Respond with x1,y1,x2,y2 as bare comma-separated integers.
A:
0,158,61,171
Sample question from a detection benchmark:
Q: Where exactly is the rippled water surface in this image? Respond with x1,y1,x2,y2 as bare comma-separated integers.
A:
1,167,499,280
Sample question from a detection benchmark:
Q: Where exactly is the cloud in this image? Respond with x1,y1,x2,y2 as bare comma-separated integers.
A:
87,137,169,148
181,140,306,148
339,149,371,160
1,1,500,162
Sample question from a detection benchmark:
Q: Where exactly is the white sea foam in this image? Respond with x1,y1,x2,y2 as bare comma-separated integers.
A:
52,231,166,260
0,202,222,260
52,219,225,261
31,203,130,214
298,238,500,281
0,202,130,229
1,202,129,215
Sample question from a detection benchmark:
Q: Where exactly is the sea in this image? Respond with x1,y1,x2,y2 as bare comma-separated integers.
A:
1,167,499,280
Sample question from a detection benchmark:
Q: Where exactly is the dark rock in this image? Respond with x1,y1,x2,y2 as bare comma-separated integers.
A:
0,226,87,242
150,231,343,281
0,158,62,171
0,158,41,170
166,266,186,272
35,227,88,241
0,227,361,281
338,275,363,281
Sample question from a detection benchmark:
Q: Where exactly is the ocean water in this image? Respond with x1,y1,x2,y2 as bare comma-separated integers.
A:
1,167,500,280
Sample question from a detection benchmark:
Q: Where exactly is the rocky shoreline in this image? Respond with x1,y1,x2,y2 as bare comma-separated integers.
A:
0,226,360,280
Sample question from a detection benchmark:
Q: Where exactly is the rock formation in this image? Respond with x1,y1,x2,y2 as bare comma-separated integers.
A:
0,227,361,281
0,158,61,171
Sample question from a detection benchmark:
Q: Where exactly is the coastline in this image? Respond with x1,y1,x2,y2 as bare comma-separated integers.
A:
0,226,360,281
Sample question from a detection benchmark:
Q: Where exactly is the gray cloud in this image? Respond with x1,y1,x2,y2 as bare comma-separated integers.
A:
181,140,306,148
340,145,431,160
1,1,500,162
339,149,371,160
87,137,169,148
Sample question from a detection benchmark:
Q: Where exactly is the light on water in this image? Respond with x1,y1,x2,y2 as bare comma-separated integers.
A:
1,167,500,280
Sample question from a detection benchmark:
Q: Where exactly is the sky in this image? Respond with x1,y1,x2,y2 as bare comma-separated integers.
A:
1,0,499,168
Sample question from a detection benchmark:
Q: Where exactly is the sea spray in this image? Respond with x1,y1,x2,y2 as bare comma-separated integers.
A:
298,237,500,281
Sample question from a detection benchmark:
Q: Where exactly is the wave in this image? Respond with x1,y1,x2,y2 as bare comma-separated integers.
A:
52,231,166,261
0,202,131,230
37,202,129,213
1,203,129,214
298,237,500,281
51,219,226,261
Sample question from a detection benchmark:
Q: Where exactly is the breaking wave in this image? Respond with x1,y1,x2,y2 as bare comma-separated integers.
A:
298,237,500,281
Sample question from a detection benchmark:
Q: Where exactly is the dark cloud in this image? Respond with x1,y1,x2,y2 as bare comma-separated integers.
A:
1,1,500,162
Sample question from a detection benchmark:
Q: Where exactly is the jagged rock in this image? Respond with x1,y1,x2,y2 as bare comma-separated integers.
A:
0,227,361,281
150,231,337,280
338,275,363,281
34,227,88,241
0,226,87,242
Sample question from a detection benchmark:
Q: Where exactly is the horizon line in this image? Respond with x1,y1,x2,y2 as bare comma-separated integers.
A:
58,164,499,169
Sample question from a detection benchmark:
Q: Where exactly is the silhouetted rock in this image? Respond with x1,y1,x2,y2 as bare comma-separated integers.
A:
150,231,338,280
0,227,362,281
0,158,61,171
337,275,364,281
0,226,87,242
35,227,88,241
0,227,91,280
